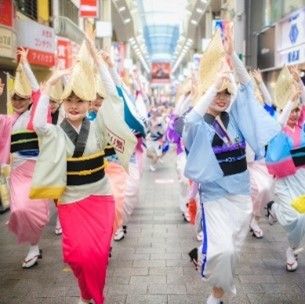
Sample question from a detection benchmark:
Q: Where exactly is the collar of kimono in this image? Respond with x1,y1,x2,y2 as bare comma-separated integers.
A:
60,118,90,157
204,112,233,145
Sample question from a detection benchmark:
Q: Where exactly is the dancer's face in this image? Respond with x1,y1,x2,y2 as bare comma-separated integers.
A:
11,94,31,114
209,90,231,116
63,93,89,123
49,100,60,114
287,105,301,128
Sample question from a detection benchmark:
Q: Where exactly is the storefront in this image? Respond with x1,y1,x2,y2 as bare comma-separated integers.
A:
0,0,16,114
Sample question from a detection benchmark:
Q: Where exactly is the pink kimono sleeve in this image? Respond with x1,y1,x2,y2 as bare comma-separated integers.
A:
0,115,13,164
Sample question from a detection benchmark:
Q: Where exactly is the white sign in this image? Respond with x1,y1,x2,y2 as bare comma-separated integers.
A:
276,8,305,65
0,26,16,59
95,21,112,38
16,19,55,52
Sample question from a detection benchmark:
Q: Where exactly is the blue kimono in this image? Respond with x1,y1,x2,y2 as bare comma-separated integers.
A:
183,81,281,203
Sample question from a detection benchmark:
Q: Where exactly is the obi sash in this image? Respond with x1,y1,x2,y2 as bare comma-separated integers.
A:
205,112,247,176
10,131,39,156
104,143,116,157
61,118,105,186
66,152,105,186
290,146,305,167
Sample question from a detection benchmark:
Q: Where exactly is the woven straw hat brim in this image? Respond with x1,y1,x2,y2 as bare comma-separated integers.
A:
12,63,32,99
47,79,64,102
274,66,294,110
198,30,226,96
61,61,96,102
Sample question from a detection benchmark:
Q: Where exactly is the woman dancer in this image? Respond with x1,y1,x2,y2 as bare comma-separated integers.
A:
183,29,280,304
0,49,50,268
31,34,136,304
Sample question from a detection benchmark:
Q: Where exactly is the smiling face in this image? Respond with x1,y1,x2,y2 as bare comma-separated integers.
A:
208,90,231,116
287,105,301,128
11,93,31,114
63,92,89,125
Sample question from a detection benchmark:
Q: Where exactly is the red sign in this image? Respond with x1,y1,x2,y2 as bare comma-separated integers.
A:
0,0,14,27
27,49,55,67
151,63,171,83
80,0,98,17
56,38,72,69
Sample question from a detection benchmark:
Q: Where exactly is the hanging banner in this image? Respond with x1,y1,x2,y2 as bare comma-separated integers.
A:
80,0,98,18
56,37,73,69
151,63,171,84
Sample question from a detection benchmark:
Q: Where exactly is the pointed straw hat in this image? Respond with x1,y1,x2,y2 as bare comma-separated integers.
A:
198,29,226,96
274,66,294,110
47,78,64,103
12,63,32,99
61,60,96,101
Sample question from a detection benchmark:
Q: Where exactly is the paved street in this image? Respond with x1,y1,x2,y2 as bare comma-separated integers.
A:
1,154,305,304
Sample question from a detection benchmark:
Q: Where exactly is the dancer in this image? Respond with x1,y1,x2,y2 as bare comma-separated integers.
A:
30,33,136,304
183,28,280,304
266,67,305,272
0,49,50,268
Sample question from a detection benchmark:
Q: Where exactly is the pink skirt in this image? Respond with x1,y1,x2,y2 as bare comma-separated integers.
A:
58,195,115,304
7,160,49,244
105,162,128,231
248,161,274,217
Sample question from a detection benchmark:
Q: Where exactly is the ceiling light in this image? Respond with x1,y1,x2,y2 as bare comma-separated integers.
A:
196,8,203,13
124,18,131,24
118,6,126,12
201,0,207,3
191,19,198,25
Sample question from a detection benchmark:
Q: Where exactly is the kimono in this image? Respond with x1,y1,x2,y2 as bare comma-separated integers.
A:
183,80,280,293
0,90,50,245
30,66,136,304
266,105,305,249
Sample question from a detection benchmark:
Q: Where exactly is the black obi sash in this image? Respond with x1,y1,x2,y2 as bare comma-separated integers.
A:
291,146,305,167
204,112,247,176
104,143,116,157
10,131,39,154
60,118,105,186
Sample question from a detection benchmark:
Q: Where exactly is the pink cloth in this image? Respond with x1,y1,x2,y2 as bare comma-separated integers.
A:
0,115,13,164
248,161,274,217
58,195,115,304
105,162,128,232
7,160,50,244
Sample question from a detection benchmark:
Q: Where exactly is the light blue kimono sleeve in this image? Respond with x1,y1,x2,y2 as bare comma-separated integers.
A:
230,81,281,157
183,110,224,183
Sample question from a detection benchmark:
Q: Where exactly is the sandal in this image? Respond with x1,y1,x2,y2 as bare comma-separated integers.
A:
188,247,198,270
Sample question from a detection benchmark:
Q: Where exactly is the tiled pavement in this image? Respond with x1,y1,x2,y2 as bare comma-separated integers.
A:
1,153,305,304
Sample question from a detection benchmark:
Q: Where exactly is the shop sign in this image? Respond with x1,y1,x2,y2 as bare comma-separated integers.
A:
56,37,73,69
0,26,16,59
0,0,14,28
80,0,98,18
16,19,55,67
277,8,305,65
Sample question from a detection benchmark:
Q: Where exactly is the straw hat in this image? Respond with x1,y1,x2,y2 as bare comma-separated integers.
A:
47,79,64,103
250,73,264,104
274,66,294,110
198,30,226,96
76,41,95,68
61,60,96,101
12,63,31,99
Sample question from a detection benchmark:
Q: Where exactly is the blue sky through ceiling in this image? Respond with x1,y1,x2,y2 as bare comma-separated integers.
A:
138,0,187,62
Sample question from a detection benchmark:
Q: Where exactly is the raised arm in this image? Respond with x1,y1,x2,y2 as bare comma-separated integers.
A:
101,51,122,86
17,48,39,91
277,83,301,127
252,69,273,105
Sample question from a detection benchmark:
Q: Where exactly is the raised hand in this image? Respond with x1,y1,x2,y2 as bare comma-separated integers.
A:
45,69,70,90
17,47,29,64
99,50,114,68
224,23,234,57
84,26,98,64
289,65,301,82
252,69,263,84
0,78,5,96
